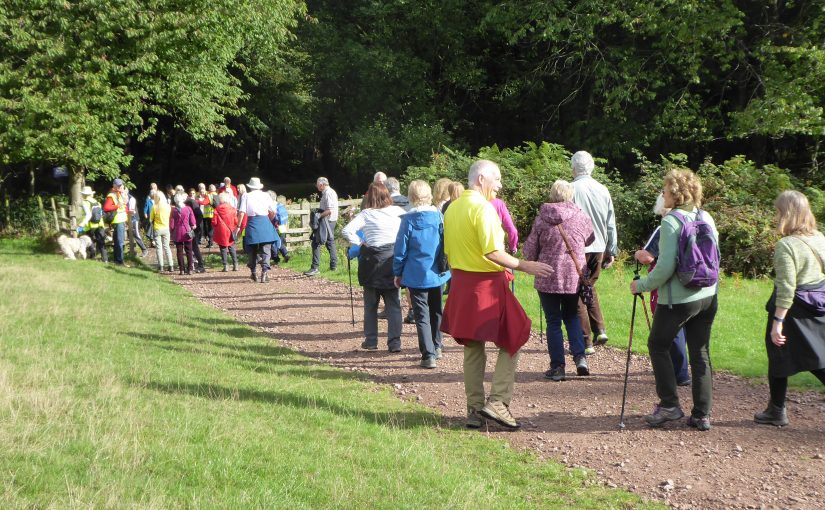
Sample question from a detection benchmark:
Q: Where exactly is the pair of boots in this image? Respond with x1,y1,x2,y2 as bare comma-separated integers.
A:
220,247,239,272
754,402,789,427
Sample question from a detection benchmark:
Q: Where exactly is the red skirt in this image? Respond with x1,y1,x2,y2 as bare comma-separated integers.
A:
440,269,532,356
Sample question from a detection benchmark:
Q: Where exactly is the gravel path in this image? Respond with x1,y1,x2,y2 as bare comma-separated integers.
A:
171,265,825,509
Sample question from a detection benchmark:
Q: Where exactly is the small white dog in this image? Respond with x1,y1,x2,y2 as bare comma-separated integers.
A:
58,234,93,260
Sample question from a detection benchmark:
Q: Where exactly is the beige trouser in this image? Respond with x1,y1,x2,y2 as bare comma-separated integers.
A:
463,341,520,412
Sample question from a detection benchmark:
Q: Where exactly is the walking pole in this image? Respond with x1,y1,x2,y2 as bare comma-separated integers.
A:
538,301,544,344
347,255,355,326
619,267,643,431
636,261,653,330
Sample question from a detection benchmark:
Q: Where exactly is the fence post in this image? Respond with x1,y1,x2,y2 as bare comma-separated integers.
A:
3,194,9,232
50,197,60,231
37,196,49,232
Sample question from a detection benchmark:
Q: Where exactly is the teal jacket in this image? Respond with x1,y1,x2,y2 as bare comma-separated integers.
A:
635,207,719,305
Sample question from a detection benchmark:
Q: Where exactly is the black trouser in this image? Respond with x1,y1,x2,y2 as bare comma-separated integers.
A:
648,294,718,418
175,241,193,272
273,231,289,261
191,229,205,268
203,217,213,245
90,227,108,262
770,369,825,407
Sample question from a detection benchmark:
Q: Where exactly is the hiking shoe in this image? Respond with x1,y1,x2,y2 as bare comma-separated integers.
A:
283,255,290,263
196,266,206,273
644,405,684,427
404,311,415,324
260,271,269,283
687,415,711,431
544,366,566,382
360,341,378,351
222,264,228,272
754,402,789,427
420,357,437,369
466,409,483,429
377,309,387,320
480,401,520,429
304,268,319,276
594,332,609,345
435,347,443,360
574,355,590,376
388,345,401,353
232,263,238,271
249,273,258,282
677,378,692,387
584,346,596,355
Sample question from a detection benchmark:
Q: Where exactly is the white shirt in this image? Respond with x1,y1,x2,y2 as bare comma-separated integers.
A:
127,194,138,215
320,186,339,222
238,189,274,217
572,174,617,255
342,206,406,247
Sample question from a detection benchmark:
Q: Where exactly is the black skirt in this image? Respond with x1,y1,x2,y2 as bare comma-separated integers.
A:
765,290,825,377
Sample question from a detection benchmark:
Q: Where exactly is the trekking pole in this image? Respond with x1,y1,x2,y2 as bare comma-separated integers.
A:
619,267,642,431
347,255,355,326
538,301,544,344
635,261,652,330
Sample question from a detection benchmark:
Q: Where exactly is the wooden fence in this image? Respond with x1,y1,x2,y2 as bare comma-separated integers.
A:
283,198,361,249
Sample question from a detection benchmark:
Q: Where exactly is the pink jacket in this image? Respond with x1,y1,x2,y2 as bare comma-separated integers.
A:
491,198,518,254
523,202,595,294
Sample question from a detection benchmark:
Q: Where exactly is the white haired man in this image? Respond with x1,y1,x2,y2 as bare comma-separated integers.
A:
305,177,339,276
386,177,410,211
373,171,387,184
441,160,553,429
571,151,618,354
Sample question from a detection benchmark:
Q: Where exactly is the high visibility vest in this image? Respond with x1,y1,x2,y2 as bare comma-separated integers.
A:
202,192,216,218
107,191,128,224
83,198,103,229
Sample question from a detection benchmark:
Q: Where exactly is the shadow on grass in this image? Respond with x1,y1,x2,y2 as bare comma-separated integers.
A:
138,379,443,429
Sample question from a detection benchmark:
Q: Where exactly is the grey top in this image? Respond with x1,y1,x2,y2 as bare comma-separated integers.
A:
572,175,617,255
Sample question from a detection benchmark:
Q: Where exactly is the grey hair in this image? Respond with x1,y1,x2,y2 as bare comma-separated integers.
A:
548,180,574,203
217,192,231,204
268,190,277,201
173,193,186,207
386,177,400,193
571,151,595,177
467,160,499,188
317,177,329,186
373,171,387,183
155,192,168,205
653,193,669,216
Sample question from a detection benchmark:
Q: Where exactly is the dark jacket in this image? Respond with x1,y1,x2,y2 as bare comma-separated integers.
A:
358,243,395,289
393,207,450,289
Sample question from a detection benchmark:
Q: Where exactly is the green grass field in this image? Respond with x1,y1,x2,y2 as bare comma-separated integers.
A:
0,238,658,509
278,246,823,392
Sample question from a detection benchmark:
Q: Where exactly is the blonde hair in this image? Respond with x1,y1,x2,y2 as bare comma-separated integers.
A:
237,184,247,195
447,181,464,201
775,190,818,236
407,180,433,207
548,179,574,203
663,168,703,208
432,178,452,205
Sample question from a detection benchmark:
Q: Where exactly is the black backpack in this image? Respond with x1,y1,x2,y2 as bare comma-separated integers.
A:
90,203,103,223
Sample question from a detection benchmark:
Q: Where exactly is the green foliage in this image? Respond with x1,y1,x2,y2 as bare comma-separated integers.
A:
0,197,50,235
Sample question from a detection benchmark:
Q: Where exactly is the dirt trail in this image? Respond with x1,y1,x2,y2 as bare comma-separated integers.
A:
171,265,825,509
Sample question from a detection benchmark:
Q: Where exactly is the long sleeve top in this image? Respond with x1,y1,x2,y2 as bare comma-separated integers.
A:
342,206,406,247
572,175,617,256
491,198,518,254
634,207,719,305
773,232,825,309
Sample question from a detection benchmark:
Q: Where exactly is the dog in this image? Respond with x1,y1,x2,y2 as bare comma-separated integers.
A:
57,234,93,260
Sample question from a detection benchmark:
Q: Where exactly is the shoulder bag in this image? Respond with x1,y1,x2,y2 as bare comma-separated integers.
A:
557,223,594,306
793,236,825,314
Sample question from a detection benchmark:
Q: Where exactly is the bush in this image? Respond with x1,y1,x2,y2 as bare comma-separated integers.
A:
0,196,52,236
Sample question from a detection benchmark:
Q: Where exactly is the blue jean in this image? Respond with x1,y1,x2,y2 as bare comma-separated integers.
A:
409,287,443,360
112,221,126,264
671,328,690,384
363,287,401,350
539,292,585,368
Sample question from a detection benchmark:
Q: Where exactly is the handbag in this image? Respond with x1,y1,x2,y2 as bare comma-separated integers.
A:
793,237,825,314
216,211,237,242
557,223,594,306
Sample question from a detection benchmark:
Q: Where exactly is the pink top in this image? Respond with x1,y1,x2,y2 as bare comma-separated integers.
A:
523,202,595,294
491,198,518,253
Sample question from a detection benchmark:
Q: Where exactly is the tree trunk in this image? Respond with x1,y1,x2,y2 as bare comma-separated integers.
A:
69,166,84,218
29,163,36,196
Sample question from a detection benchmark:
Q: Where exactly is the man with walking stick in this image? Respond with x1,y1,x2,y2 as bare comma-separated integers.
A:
441,160,553,430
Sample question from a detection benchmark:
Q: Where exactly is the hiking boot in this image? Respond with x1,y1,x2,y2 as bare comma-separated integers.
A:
304,268,319,276
435,347,443,360
584,346,596,355
388,344,401,353
480,401,520,429
260,271,269,283
574,355,590,376
687,415,711,431
283,255,290,263
232,262,238,271
404,311,415,324
544,366,566,382
754,402,789,427
420,357,437,369
222,264,228,272
360,341,378,351
594,331,609,345
249,273,258,282
376,309,387,320
195,266,206,273
677,378,692,387
644,405,684,427
466,409,483,429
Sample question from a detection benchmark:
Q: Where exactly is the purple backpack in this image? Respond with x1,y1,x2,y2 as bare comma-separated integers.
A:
669,209,720,288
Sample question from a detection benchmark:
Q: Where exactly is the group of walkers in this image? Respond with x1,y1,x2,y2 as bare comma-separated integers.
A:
338,154,825,433
77,176,291,277
74,154,825,434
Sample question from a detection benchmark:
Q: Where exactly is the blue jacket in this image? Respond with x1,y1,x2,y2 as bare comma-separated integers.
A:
276,203,288,227
393,207,450,289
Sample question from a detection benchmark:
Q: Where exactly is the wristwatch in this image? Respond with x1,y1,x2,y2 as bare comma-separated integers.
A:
773,316,785,323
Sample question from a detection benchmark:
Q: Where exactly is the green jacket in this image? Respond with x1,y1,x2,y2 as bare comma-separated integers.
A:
773,232,825,309
635,207,719,305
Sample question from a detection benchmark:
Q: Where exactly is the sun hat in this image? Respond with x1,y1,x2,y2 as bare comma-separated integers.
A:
80,186,95,196
247,177,263,190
